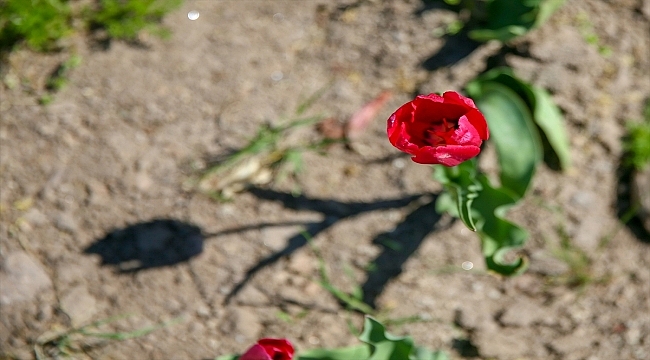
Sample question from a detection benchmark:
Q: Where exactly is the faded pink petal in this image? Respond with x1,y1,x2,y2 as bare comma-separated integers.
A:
347,91,392,139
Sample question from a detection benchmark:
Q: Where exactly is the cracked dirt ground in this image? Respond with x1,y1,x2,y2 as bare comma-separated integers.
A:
1,1,649,359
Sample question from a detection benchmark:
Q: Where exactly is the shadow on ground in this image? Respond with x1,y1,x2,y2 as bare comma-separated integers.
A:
85,188,455,310
413,0,482,73
84,219,204,272
420,30,482,73
222,187,426,304
361,195,453,308
222,187,454,310
616,163,650,244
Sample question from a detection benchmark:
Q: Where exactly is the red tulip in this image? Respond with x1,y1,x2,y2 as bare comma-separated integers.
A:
239,338,294,360
387,91,489,166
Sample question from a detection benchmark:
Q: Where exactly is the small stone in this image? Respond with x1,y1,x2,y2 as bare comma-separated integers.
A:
455,305,495,331
473,328,531,359
499,300,548,327
261,226,299,251
625,322,642,346
56,262,87,287
107,132,142,164
528,250,570,276
55,212,78,233
573,210,608,252
196,304,211,318
569,191,595,208
23,208,48,226
37,304,53,322
549,327,596,355
220,307,262,341
60,285,97,327
188,321,205,334
86,179,111,205
0,251,53,305
510,273,544,295
134,171,153,192
235,286,269,306
287,251,315,274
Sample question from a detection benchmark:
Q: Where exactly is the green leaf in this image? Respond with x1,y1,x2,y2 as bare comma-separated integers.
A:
465,0,563,42
468,25,528,42
359,317,414,360
214,355,238,360
473,82,542,199
412,347,450,360
535,0,566,28
298,345,371,360
434,192,458,218
433,161,482,231
466,67,571,171
530,86,571,169
472,175,528,274
467,0,537,42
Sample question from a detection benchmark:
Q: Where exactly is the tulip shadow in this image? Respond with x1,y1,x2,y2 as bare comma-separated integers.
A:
222,187,424,304
361,195,452,308
420,29,482,72
84,219,205,273
415,1,481,72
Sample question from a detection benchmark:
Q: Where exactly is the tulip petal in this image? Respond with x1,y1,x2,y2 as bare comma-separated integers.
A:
388,114,420,155
443,90,478,109
413,96,467,124
411,145,480,166
418,93,445,103
240,344,273,360
465,108,489,140
257,338,295,360
451,116,482,147
387,102,414,139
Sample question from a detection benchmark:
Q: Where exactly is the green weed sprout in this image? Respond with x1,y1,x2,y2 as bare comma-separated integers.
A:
39,53,82,104
194,86,338,200
624,101,650,172
86,0,183,41
0,0,73,52
34,315,180,359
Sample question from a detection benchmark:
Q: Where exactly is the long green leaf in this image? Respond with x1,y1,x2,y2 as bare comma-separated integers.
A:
474,82,542,199
530,86,571,169
466,67,570,170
